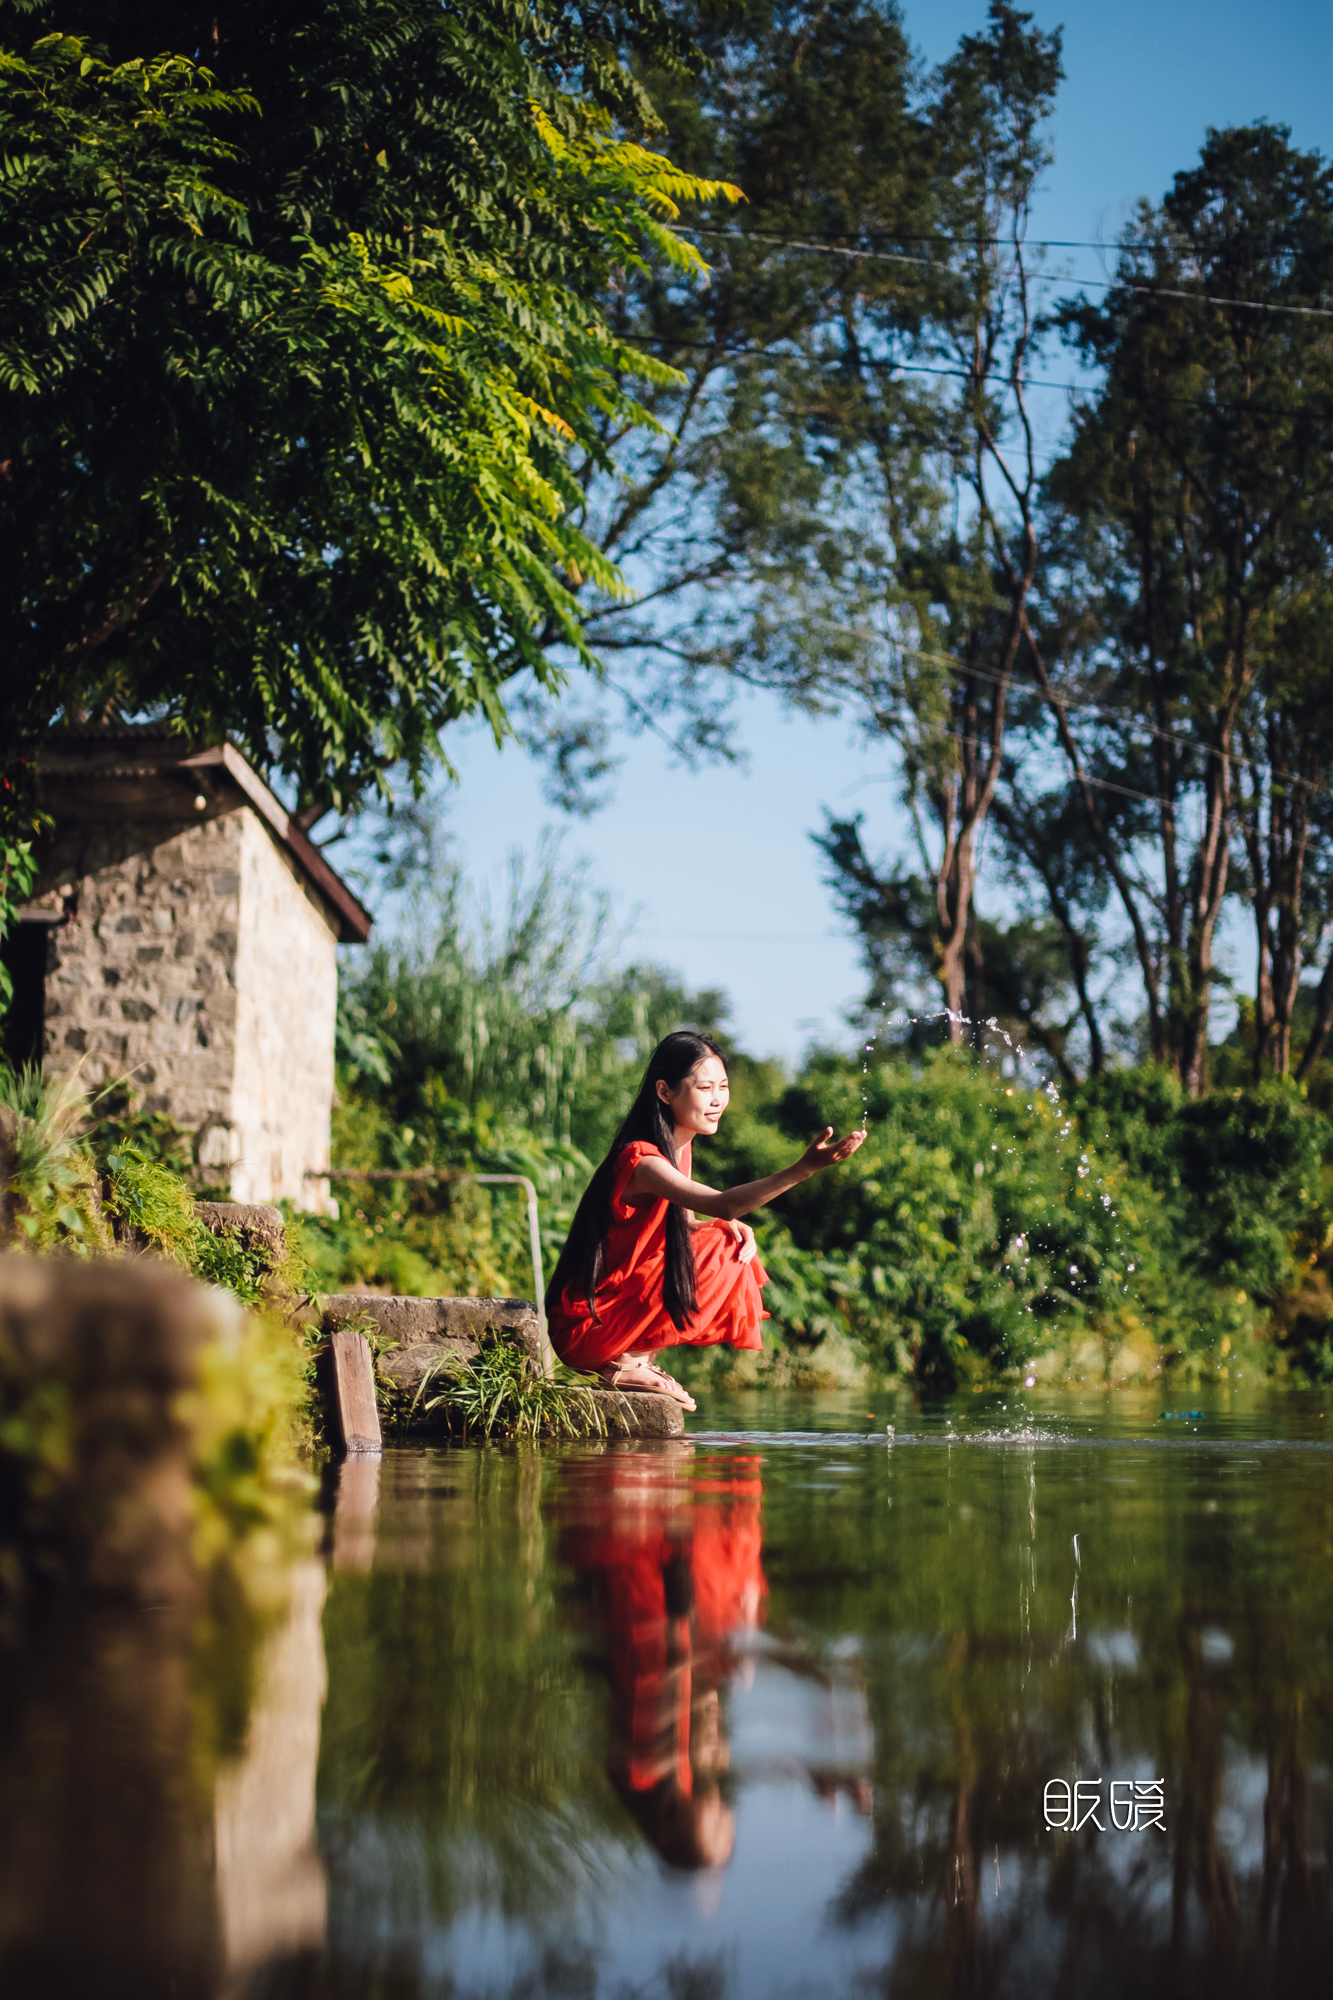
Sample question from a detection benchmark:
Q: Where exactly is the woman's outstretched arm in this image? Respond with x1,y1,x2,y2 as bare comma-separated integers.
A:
626,1127,866,1222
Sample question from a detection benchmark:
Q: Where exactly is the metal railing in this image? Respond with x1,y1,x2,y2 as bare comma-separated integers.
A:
304,1167,552,1375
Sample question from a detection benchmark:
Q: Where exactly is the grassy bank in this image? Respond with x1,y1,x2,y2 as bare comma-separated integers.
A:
306,1029,1333,1391
287,839,1330,1389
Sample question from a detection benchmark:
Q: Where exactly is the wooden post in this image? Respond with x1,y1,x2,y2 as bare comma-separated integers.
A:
328,1330,382,1455
331,1457,380,1571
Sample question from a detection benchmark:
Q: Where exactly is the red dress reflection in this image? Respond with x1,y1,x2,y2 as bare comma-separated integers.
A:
558,1446,766,1871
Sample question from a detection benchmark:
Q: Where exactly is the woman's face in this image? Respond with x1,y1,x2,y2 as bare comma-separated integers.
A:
658,1055,730,1138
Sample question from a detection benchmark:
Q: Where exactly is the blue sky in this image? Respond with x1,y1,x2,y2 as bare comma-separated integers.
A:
389,0,1333,1062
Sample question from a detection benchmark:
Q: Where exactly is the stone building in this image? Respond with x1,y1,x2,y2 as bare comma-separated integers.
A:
6,727,372,1209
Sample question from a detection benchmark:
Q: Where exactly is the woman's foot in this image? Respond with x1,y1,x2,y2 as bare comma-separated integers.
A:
598,1353,697,1411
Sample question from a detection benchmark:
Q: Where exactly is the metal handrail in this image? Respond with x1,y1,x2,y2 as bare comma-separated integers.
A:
304,1166,552,1376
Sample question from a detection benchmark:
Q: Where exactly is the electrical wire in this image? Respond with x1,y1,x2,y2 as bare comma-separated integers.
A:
935,724,1174,810
904,643,1314,788
618,331,1333,422
673,225,1333,321
726,229,1320,254
797,615,1321,794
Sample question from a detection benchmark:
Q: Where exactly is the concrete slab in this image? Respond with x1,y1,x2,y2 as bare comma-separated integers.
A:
320,1293,544,1373
327,1297,687,1439
195,1202,287,1263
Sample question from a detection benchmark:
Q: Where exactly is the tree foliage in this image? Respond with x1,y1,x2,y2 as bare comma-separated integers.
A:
501,0,933,800
505,5,1333,1100
519,2,1085,1047
1039,123,1333,1090
0,1,738,865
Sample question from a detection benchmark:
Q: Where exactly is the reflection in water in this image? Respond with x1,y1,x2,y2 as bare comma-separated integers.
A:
214,1563,328,1992
0,1480,349,1999
555,1443,766,1872
5,1397,1333,1997
0,1601,225,1997
0,1565,329,1999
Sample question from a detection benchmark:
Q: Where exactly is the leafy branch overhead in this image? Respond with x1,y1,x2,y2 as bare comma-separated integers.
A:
0,2,740,839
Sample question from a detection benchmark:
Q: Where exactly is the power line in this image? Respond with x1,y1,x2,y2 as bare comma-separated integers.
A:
674,226,1333,321
619,332,1333,422
754,597,1318,793
955,656,1318,795
933,723,1167,808
710,229,1319,255
827,623,1322,794
635,928,841,942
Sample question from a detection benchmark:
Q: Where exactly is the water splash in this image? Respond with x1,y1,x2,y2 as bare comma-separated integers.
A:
853,1004,1132,1321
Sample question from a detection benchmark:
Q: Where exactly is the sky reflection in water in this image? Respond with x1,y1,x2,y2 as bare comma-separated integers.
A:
3,1388,1333,1998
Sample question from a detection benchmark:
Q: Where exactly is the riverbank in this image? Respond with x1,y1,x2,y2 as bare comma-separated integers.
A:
310,1050,1333,1391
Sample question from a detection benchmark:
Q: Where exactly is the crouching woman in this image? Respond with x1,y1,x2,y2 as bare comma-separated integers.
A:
545,1031,865,1411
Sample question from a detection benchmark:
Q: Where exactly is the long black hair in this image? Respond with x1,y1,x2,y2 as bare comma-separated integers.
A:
546,1031,727,1333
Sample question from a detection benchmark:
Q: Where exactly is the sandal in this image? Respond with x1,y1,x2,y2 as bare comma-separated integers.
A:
597,1355,697,1412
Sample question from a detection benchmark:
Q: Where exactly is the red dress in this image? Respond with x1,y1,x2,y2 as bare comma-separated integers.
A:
557,1453,768,1801
550,1139,769,1372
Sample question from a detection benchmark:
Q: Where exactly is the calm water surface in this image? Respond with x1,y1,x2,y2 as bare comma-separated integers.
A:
4,1388,1333,1998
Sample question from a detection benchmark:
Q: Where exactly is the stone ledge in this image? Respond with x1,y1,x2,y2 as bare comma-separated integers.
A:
377,1339,474,1392
195,1202,287,1262
320,1293,544,1373
376,1343,683,1437
588,1388,686,1438
321,1294,684,1438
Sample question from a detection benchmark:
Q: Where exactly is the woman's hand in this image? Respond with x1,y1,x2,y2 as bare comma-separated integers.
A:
727,1220,758,1264
799,1126,867,1176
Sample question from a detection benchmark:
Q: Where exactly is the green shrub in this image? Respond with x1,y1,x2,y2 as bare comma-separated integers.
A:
0,1063,105,1250
102,1143,280,1305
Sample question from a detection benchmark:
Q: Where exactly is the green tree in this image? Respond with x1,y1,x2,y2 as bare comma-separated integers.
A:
0,1,736,944
839,0,1064,1037
1040,124,1333,1091
542,4,1070,1051
701,2,1067,1050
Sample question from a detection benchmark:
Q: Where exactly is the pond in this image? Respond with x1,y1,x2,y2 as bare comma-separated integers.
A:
3,1387,1333,1997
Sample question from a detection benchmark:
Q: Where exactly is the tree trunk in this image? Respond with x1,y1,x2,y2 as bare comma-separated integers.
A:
1241,711,1312,1080
1267,760,1311,1081
936,821,977,1037
1180,746,1233,1099
1021,614,1167,1062
1296,937,1333,1078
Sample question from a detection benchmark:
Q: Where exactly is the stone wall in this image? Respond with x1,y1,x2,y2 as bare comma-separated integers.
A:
230,808,338,1207
37,803,339,1207
41,810,244,1170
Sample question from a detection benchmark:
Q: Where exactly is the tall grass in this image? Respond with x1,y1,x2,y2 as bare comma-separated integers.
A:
413,1342,609,1442
0,1062,104,1249
335,828,729,1158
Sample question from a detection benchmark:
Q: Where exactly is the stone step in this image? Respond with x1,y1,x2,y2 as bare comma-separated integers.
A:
320,1291,544,1372
320,1293,685,1439
194,1201,287,1262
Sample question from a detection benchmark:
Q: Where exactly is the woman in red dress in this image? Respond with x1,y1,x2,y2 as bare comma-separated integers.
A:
545,1031,865,1409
